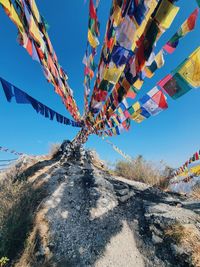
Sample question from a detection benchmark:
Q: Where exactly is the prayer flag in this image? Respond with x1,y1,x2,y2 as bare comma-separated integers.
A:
163,9,199,53
158,73,192,99
178,47,200,88
154,0,179,29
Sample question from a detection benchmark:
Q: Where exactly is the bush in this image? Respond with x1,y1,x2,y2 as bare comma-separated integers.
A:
0,171,46,264
165,224,200,266
192,183,200,200
48,143,61,158
114,156,168,186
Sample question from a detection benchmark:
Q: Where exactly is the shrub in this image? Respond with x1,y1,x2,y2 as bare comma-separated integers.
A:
165,224,200,266
0,173,46,264
48,143,61,158
192,183,200,200
114,156,168,186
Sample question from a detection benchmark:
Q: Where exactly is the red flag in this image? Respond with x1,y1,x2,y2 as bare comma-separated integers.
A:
89,0,97,19
195,152,199,161
187,8,199,31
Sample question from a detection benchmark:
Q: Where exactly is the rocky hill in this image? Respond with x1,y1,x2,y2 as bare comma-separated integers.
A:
1,141,200,267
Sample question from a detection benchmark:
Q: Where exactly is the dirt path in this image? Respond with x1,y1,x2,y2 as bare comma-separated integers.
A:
95,221,145,267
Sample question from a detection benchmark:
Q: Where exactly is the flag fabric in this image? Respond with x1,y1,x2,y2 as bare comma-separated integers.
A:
177,47,200,88
173,149,200,177
89,0,180,132
163,8,199,54
154,0,179,29
145,50,165,78
83,0,100,115
158,73,192,99
0,77,83,128
103,139,132,162
158,47,200,99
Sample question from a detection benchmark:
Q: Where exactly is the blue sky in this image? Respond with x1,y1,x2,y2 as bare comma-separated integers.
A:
0,1,199,168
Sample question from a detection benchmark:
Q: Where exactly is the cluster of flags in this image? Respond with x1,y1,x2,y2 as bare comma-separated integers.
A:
0,77,83,128
98,45,200,137
86,0,181,130
0,0,200,150
77,1,199,140
0,0,81,121
173,150,200,177
96,8,198,137
83,0,100,115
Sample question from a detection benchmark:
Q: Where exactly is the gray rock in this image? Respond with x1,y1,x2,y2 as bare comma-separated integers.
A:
152,233,163,244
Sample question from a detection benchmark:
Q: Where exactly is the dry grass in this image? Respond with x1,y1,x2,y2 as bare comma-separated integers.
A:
0,162,46,265
0,156,39,183
48,143,60,159
114,156,166,186
192,184,200,200
165,224,200,267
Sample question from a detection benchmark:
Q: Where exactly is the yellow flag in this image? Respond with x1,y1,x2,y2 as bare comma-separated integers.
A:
88,30,99,48
190,164,200,176
112,128,117,135
29,16,43,45
178,47,200,88
131,112,146,123
0,0,24,32
10,5,23,32
132,102,140,112
103,65,123,84
133,78,144,90
155,50,165,68
131,0,158,51
129,102,146,123
30,0,41,23
144,66,154,78
155,0,179,29
0,0,10,10
113,4,122,27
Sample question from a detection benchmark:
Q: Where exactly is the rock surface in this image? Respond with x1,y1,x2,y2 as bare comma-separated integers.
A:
15,141,200,267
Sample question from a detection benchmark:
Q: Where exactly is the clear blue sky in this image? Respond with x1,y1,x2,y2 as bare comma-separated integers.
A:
0,1,199,168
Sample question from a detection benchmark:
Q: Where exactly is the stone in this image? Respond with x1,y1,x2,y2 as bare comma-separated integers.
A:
152,233,163,244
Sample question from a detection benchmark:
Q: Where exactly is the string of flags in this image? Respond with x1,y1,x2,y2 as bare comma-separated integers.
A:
103,9,199,133
0,77,83,128
90,5,199,134
96,45,200,137
0,145,24,156
145,8,199,78
163,8,199,54
88,0,181,130
0,0,81,121
103,138,132,163
83,0,100,116
0,145,49,161
173,149,200,177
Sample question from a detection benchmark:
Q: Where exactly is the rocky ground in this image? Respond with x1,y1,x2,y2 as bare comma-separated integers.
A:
13,141,200,267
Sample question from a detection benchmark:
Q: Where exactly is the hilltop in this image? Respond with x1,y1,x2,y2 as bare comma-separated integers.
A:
0,141,200,267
